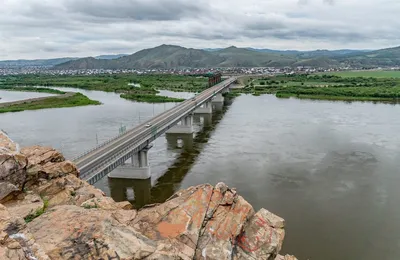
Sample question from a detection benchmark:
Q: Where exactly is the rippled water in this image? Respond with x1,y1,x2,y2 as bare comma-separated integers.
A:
1,89,400,260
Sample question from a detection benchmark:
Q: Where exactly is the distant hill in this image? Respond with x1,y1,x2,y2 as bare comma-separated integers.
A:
0,58,79,68
247,48,371,57
0,53,127,68
54,44,400,70
95,54,128,60
5,45,400,70
336,46,400,67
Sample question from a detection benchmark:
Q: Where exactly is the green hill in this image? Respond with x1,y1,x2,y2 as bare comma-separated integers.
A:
53,44,400,69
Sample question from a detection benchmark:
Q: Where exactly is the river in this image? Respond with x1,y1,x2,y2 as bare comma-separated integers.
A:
0,90,55,103
0,89,400,260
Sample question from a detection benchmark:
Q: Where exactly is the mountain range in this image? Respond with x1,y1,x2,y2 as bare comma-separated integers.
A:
0,54,127,68
3,44,400,69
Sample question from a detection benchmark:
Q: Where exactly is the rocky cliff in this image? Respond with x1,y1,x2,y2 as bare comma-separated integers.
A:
0,131,297,260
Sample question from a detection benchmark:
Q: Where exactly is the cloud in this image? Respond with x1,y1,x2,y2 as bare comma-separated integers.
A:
0,0,400,59
64,0,209,21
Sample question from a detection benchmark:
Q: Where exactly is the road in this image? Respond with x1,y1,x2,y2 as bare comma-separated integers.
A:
74,77,237,179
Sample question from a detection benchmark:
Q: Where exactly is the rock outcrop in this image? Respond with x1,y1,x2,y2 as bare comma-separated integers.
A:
0,131,297,260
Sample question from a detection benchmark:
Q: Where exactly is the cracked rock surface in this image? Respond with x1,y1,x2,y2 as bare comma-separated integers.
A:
0,131,297,259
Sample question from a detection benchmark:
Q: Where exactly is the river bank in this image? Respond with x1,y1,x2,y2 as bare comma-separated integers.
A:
0,131,296,259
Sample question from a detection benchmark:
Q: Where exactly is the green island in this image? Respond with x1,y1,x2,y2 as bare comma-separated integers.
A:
0,93,101,114
120,93,185,103
235,71,400,102
0,74,211,112
0,74,208,103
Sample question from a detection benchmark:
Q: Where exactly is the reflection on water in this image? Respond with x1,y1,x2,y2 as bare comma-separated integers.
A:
108,108,229,208
2,87,400,260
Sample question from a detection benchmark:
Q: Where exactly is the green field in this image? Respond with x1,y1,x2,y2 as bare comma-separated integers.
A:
323,70,400,78
239,74,400,102
0,93,101,113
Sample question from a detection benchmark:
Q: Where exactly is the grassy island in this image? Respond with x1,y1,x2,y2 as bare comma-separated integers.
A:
0,93,101,113
120,93,185,103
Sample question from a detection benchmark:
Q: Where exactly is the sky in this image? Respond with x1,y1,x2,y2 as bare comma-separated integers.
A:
1,0,400,59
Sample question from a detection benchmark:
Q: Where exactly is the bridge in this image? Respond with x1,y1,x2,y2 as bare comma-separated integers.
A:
73,76,237,184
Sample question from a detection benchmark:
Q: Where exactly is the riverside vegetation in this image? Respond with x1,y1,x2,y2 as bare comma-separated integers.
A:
3,72,400,107
236,72,400,102
0,74,208,103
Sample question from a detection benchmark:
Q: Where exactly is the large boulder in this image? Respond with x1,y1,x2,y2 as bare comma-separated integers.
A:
27,205,156,259
0,154,28,203
21,146,79,185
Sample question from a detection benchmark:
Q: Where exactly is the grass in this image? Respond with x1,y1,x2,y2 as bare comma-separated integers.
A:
0,86,66,94
0,93,101,113
24,198,49,223
323,70,400,78
120,93,185,103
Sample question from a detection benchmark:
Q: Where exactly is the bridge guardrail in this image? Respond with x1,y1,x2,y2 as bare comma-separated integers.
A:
78,78,236,178
71,101,187,161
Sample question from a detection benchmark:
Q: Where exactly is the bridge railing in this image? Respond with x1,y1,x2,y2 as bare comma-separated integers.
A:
71,100,186,161
76,78,236,177
72,78,234,162
79,78,236,179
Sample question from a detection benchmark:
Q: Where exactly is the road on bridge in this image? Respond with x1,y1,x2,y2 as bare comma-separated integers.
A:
73,77,237,180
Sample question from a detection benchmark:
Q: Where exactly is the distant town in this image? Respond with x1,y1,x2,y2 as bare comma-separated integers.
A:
2,66,400,77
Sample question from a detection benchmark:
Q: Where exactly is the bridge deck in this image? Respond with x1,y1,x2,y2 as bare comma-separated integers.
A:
73,77,236,182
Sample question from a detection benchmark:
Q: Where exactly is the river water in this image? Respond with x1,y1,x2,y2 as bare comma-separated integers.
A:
0,90,55,103
0,89,400,260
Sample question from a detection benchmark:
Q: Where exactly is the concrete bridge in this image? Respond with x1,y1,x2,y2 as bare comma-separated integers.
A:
73,76,237,185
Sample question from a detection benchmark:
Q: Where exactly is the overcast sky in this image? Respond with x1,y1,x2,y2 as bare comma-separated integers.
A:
1,0,400,59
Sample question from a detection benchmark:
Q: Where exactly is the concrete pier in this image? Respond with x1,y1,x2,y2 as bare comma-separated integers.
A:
109,178,151,208
194,101,212,114
108,144,153,180
166,114,194,134
166,133,194,151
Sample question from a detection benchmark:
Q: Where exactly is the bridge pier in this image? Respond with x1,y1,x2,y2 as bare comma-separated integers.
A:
166,133,194,150
222,85,231,94
194,101,212,114
109,178,151,208
212,92,224,112
194,114,212,128
166,114,194,134
108,144,153,180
